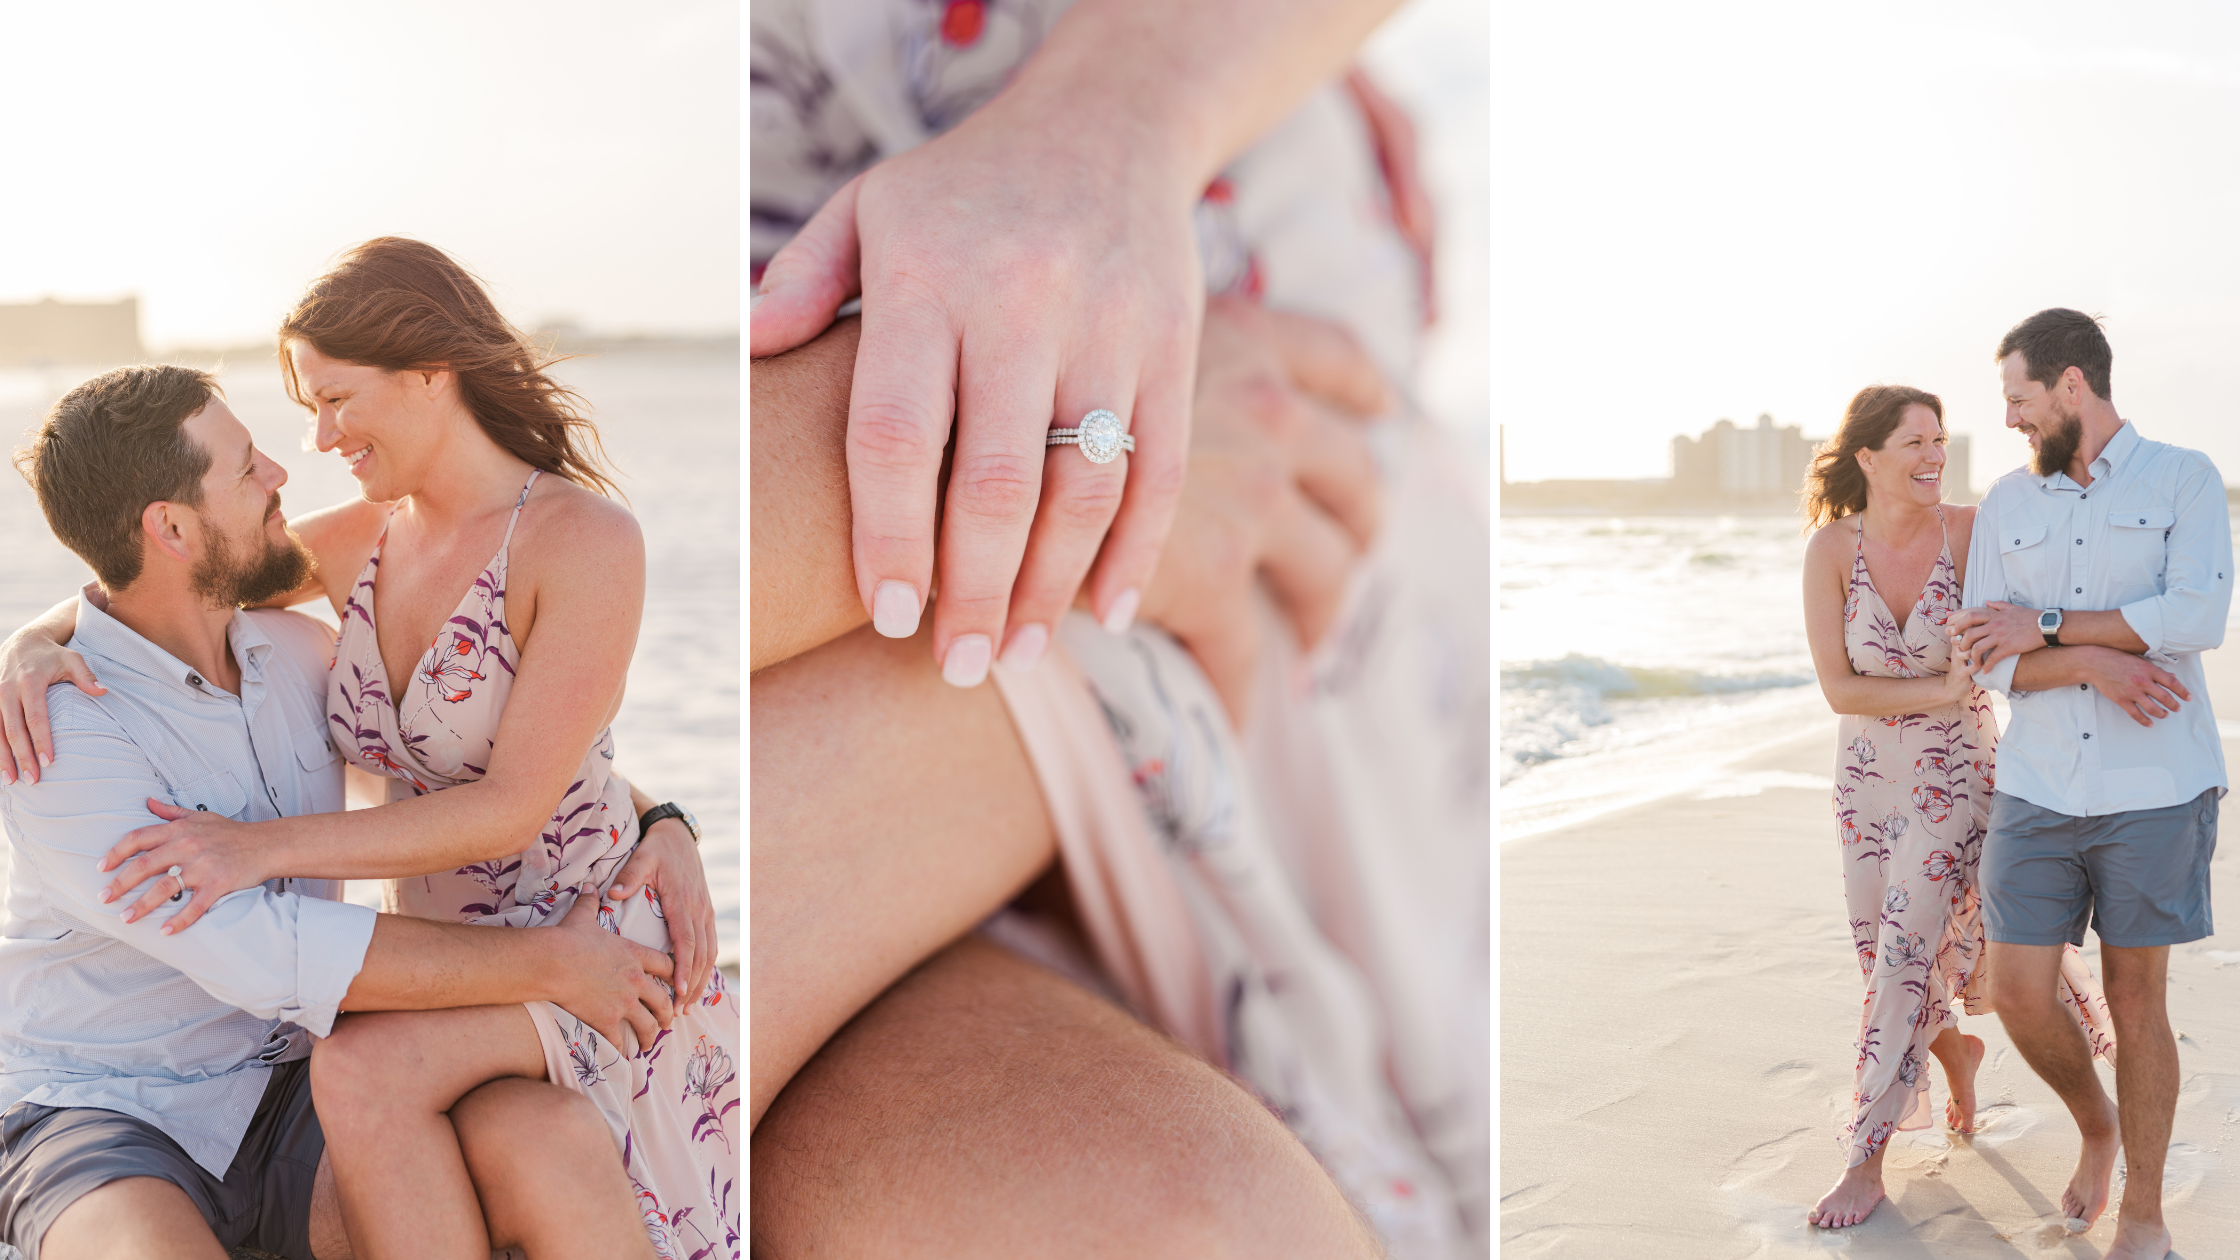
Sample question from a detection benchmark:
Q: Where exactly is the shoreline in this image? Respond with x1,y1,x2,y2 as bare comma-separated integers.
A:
1501,652,2240,1257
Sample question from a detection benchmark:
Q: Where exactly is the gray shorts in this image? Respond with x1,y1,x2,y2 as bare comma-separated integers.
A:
1983,789,2219,948
0,1060,322,1260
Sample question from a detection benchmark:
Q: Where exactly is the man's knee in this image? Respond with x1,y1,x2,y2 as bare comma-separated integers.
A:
39,1176,223,1260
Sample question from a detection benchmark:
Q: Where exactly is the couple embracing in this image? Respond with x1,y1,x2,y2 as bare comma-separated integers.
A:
0,239,738,1259
1800,308,2226,1260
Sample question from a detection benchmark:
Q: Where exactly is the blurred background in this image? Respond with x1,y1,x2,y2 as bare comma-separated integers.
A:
0,0,740,968
1498,2,2240,837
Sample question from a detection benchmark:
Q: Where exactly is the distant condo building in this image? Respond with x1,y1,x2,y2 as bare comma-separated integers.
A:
0,297,144,368
1501,417,1972,514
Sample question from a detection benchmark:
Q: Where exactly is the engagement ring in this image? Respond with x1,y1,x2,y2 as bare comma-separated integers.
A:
167,864,187,903
1047,409,1133,464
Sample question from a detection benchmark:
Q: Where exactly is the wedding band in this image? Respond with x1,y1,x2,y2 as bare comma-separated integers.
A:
167,864,187,903
1047,409,1133,464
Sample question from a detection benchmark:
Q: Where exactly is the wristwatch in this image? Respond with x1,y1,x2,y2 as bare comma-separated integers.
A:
639,801,702,845
2038,608,2063,649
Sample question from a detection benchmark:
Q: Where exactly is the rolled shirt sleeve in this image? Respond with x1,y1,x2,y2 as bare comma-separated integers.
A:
7,693,375,1036
2117,459,2233,661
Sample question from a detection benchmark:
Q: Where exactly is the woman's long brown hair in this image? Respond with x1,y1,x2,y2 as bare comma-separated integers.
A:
278,237,619,497
1799,385,1944,532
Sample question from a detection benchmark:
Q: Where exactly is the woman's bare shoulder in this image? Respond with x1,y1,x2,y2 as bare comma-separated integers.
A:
517,477,645,572
1803,516,1859,564
289,497,387,556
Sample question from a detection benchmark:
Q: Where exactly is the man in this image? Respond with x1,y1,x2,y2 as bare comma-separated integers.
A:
0,365,674,1260
1954,309,2230,1260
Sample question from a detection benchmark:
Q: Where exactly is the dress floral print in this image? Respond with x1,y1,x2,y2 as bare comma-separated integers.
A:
328,472,740,1256
1833,510,2115,1169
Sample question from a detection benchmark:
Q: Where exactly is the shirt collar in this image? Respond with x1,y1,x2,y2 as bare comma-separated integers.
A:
69,584,276,698
2040,421,2140,491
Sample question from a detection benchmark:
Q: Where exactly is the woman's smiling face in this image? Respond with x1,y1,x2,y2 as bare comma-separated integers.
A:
289,340,440,503
1857,403,1947,510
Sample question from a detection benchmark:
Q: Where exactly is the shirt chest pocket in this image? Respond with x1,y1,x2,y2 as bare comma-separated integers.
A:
172,769,250,821
2107,508,2175,578
1998,524,2051,593
294,722,342,773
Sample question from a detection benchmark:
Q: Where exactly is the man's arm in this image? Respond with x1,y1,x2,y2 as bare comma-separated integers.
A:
2117,460,2234,659
752,317,872,672
2009,643,2191,727
7,698,671,1047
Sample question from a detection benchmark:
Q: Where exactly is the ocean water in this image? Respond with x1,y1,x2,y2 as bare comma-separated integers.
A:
0,348,740,966
1499,515,1827,840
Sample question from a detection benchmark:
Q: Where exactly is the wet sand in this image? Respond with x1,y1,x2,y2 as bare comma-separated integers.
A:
1501,651,2240,1258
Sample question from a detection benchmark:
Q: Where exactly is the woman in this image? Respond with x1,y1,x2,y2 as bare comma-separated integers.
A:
3,238,736,1259
1799,385,2113,1230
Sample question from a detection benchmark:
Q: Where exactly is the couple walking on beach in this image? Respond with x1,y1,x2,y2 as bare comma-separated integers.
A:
1801,308,2227,1260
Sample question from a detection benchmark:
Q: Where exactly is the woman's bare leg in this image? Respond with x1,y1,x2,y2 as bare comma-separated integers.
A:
751,622,1057,1126
452,1078,654,1260
753,936,1379,1258
308,1003,547,1260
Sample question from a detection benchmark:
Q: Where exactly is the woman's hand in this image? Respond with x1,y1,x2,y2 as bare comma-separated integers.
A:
1943,643,1977,705
99,799,271,933
608,818,718,1005
1138,296,1391,723
753,98,1203,688
0,628,103,787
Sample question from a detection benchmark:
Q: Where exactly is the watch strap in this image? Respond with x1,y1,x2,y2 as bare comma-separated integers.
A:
639,802,698,844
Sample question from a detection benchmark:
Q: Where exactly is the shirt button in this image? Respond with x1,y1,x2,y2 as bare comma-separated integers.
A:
2083,732,2093,739
2077,539,2083,544
187,673,202,686
2076,587,2083,594
2081,684,2089,690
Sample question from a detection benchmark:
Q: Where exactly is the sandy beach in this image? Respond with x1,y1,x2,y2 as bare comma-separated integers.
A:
1502,650,2240,1258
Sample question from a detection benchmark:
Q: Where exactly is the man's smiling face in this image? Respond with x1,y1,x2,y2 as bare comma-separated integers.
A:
2001,351,2083,477
176,398,313,608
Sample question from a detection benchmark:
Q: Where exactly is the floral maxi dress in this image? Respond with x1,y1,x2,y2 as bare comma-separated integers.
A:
1834,511,2115,1167
328,472,740,1257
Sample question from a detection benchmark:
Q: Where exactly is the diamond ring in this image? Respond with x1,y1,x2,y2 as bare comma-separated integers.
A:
166,864,188,903
1047,409,1134,464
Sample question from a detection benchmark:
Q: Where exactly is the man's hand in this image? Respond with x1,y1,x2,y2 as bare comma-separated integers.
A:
608,818,717,1005
1138,296,1390,723
2078,646,2191,727
1951,601,2048,672
549,887,677,1056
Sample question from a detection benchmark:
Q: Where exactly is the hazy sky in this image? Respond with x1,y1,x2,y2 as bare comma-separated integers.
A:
0,1,738,348
1497,1,2240,491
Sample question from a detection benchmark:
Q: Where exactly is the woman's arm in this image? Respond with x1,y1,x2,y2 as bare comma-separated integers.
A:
99,489,647,930
1802,523,1972,717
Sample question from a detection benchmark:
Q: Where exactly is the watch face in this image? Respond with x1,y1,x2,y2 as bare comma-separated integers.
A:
2039,611,2059,630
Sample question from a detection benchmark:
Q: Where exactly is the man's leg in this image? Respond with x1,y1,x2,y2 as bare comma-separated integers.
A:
754,936,1379,1259
1987,941,2122,1228
451,1078,654,1260
752,622,1058,1127
2097,944,2177,1259
39,1177,226,1260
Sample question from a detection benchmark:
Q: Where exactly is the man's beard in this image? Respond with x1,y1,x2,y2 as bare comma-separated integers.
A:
2032,402,2085,477
191,497,314,609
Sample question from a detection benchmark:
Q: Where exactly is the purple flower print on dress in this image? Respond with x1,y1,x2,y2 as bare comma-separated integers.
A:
1848,735,1877,768
1912,784,1955,824
683,1036,739,1152
1883,886,1910,917
1920,850,1960,882
1882,931,1928,972
1895,1044,1923,1088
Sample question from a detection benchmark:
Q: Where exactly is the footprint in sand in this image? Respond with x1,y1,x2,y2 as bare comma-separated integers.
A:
1720,1127,1815,1192
2148,1141,2216,1207
1498,1182,1564,1217
1763,1059,1818,1098
1968,1102,2042,1148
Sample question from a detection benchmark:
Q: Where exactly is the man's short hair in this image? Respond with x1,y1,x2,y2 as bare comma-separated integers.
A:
1998,308,2113,402
13,365,220,589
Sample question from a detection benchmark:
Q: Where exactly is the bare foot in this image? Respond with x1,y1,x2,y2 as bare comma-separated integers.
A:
1808,1161,1885,1229
2100,1216,2171,1258
1935,1033,1985,1133
2062,1097,2121,1232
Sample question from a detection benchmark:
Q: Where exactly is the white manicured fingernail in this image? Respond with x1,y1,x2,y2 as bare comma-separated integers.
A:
750,291,767,314
1101,588,1140,635
942,634,992,687
1000,623,1048,672
872,581,921,637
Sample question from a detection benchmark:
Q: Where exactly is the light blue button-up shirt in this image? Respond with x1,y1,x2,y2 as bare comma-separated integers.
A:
1963,423,2233,817
0,596,377,1176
